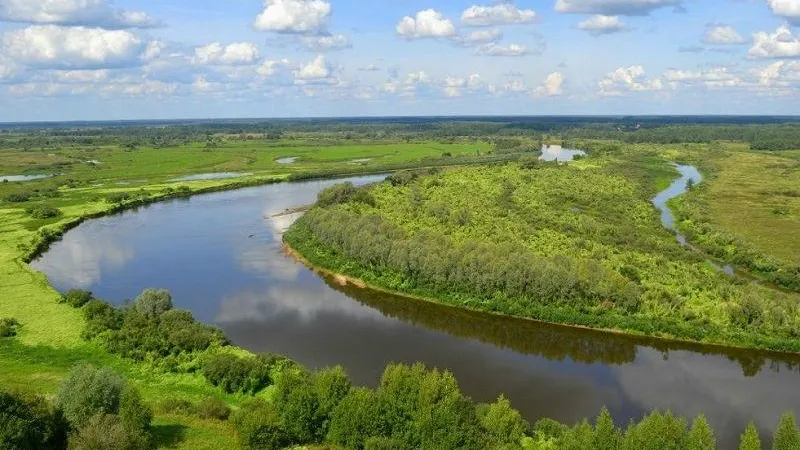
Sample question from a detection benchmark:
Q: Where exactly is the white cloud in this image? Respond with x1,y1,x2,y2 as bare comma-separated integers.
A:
752,60,800,92
294,54,334,83
193,42,259,66
256,58,291,78
664,67,742,88
598,65,664,96
461,3,536,27
534,72,565,96
298,33,351,51
0,0,160,29
254,0,331,34
766,0,800,25
396,9,456,40
504,78,528,93
749,25,800,58
460,28,504,44
474,42,529,56
0,25,148,70
555,0,680,16
703,25,746,45
577,15,628,35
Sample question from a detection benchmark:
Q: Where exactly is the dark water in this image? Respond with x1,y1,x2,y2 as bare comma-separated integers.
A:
32,175,800,447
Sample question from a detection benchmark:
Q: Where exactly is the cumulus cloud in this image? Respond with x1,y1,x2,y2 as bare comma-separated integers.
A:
749,25,800,58
555,0,681,16
703,25,746,45
193,42,259,66
664,67,742,88
298,33,351,51
256,58,291,78
577,15,628,35
534,72,565,96
460,28,504,44
598,65,664,96
0,25,149,70
294,54,336,84
753,60,800,91
396,9,456,40
254,0,331,34
0,0,160,29
461,2,536,27
474,43,529,56
766,0,800,25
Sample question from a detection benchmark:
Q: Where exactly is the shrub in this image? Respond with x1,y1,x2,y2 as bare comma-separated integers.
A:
327,387,383,449
56,364,125,429
232,399,290,450
133,289,173,318
119,386,152,434
0,390,68,450
202,353,272,395
195,397,231,421
68,414,149,450
82,300,123,339
479,395,529,447
316,182,374,207
4,192,31,203
773,413,800,450
106,192,131,204
26,205,62,219
0,318,20,338
61,290,93,308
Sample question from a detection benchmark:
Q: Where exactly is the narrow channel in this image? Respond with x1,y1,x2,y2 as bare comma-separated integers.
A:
31,174,800,448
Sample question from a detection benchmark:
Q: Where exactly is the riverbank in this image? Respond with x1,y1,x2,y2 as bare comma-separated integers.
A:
283,161,800,353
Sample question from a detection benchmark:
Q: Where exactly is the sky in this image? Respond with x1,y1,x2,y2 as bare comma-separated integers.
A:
0,0,798,121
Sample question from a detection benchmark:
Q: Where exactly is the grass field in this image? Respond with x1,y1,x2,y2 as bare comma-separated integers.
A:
0,139,492,448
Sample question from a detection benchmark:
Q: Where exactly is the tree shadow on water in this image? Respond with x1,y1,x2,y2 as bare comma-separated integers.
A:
151,424,188,448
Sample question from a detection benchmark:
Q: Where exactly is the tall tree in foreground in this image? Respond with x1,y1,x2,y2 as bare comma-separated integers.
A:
772,413,800,450
687,415,716,450
739,422,762,450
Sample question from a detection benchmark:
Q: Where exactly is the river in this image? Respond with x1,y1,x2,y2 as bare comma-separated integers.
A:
31,173,800,447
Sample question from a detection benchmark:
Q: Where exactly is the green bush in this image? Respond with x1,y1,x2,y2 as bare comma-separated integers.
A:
773,413,800,450
82,300,123,340
106,192,131,204
133,289,173,318
317,182,375,207
0,318,20,338
61,290,93,308
4,192,31,203
478,395,529,447
327,387,383,449
232,399,290,450
0,390,68,450
26,205,62,219
202,353,273,395
119,386,152,434
68,414,149,450
56,364,125,429
194,397,231,421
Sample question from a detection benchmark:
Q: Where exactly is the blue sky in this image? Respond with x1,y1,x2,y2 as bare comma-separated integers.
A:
0,0,797,121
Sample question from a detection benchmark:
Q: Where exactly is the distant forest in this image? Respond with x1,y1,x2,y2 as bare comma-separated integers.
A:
0,116,798,151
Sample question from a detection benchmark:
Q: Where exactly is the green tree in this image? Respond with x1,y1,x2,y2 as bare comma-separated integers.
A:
621,411,688,450
69,414,148,450
0,390,68,450
561,420,594,450
119,386,152,434
773,413,800,450
133,289,173,318
594,407,621,450
739,423,762,450
56,364,124,428
232,399,290,450
479,395,529,448
327,387,385,449
272,370,320,445
687,415,715,450
313,366,352,441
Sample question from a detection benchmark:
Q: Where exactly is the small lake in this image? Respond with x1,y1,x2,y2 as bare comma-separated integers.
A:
539,145,586,162
32,174,800,447
1,174,52,182
169,172,251,182
276,157,298,165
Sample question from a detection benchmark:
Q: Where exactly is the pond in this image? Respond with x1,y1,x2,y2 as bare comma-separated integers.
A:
276,157,298,165
31,174,800,447
168,172,251,182
1,174,52,182
539,145,586,162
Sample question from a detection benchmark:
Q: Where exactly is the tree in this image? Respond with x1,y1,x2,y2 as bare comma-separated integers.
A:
0,390,68,450
561,420,594,450
479,395,529,447
687,415,715,450
68,414,148,450
133,289,173,318
272,370,320,445
232,399,290,450
119,386,152,435
56,364,124,429
594,407,621,450
773,413,800,450
327,387,385,449
61,290,93,308
739,423,762,450
313,366,352,441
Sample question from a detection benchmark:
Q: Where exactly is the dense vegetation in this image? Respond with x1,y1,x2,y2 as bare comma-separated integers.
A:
286,159,800,351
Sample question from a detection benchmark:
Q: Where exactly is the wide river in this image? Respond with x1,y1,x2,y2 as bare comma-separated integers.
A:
32,173,800,447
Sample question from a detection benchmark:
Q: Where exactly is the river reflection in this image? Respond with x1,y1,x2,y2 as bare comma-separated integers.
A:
31,174,800,448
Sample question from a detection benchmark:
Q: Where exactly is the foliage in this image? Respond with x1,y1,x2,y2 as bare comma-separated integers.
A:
201,353,274,395
61,290,93,308
327,388,384,449
317,182,375,208
55,364,125,429
26,205,62,219
0,389,68,450
739,423,762,450
119,386,152,435
232,399,291,450
133,289,173,318
478,395,529,447
286,162,800,351
0,317,20,337
772,413,800,450
687,415,716,450
67,414,149,450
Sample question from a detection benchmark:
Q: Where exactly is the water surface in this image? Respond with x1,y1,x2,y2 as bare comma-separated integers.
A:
276,157,298,165
32,174,800,447
1,174,51,182
539,145,586,162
